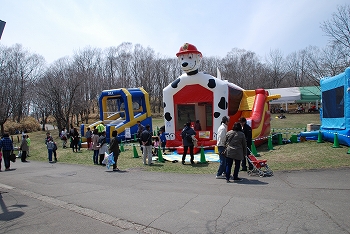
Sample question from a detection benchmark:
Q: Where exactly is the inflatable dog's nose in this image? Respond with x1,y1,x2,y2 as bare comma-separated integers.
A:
182,62,188,67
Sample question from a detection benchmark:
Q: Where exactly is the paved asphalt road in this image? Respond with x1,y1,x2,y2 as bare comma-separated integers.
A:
0,160,349,234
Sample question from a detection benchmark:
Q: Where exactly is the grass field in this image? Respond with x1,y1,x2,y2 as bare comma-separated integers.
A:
12,113,350,174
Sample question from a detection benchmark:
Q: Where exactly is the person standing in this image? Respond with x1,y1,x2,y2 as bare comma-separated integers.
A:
225,122,247,183
85,127,92,150
0,133,14,171
137,121,145,154
20,134,29,162
72,128,80,152
194,120,202,131
53,141,58,162
45,132,55,163
109,130,120,171
181,122,196,165
159,128,167,154
239,117,253,171
140,124,152,165
26,134,31,156
60,127,67,148
97,122,105,136
98,131,108,165
216,116,229,179
91,128,99,165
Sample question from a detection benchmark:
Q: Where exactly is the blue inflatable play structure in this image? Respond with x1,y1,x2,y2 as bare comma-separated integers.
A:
81,87,152,143
300,67,350,145
318,67,350,146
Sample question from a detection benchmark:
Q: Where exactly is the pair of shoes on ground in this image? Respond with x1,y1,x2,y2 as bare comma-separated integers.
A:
49,161,56,163
216,175,226,179
22,160,29,163
113,168,119,171
226,178,243,183
5,168,10,171
241,167,248,171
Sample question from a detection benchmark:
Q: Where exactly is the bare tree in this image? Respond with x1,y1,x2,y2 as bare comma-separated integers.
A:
72,47,102,124
264,49,287,88
36,57,84,133
321,5,350,57
0,45,14,134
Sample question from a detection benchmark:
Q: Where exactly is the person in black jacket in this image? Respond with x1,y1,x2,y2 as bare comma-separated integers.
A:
109,130,120,171
181,122,196,165
140,125,153,165
239,117,253,171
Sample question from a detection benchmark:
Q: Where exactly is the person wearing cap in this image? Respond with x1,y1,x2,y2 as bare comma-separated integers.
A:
140,124,153,165
216,116,229,178
239,117,253,171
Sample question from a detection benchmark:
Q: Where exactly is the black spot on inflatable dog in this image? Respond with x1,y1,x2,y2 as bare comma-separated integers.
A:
218,97,227,110
171,78,181,89
164,112,172,121
214,112,221,118
207,79,216,89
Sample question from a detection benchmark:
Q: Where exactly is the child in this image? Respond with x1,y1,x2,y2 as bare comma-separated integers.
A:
159,129,167,154
152,136,160,156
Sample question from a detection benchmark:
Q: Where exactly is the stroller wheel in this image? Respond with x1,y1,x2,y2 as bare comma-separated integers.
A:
259,171,265,177
247,170,252,176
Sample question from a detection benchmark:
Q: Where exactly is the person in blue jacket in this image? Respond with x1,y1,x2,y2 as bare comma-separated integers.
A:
0,133,14,170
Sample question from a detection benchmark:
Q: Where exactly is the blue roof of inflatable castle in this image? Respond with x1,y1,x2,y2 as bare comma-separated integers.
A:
320,67,350,146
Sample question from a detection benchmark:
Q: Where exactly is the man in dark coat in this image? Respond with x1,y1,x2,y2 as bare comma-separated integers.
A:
240,117,253,171
140,124,153,165
181,122,196,165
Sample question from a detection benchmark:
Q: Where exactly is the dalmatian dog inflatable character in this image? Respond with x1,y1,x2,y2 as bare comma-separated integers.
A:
163,43,244,147
177,43,202,75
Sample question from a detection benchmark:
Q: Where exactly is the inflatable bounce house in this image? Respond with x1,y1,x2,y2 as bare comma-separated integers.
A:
319,67,350,146
163,43,280,152
81,87,152,142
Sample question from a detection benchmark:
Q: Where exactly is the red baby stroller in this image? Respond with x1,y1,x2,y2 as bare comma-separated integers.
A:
246,148,273,177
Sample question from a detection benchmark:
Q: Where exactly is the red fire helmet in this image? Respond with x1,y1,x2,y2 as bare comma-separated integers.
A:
176,43,202,57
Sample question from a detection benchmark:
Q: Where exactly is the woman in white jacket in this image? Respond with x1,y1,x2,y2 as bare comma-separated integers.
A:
216,116,229,178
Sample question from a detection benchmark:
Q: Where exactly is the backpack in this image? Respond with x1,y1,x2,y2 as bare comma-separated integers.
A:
47,141,55,150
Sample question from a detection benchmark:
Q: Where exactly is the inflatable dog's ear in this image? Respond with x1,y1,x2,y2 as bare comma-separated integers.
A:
176,43,202,74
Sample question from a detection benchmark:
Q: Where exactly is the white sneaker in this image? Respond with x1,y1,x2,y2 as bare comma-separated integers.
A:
216,175,226,179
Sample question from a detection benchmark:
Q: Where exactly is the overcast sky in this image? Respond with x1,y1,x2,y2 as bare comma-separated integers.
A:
0,0,348,64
